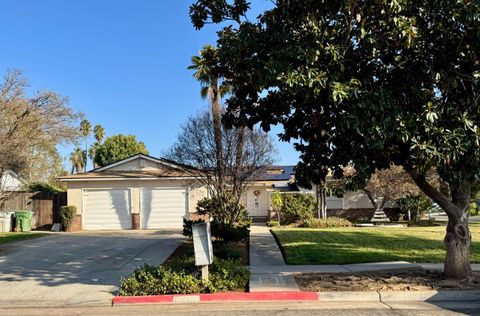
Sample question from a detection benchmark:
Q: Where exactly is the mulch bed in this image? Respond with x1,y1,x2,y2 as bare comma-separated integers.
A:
294,269,480,291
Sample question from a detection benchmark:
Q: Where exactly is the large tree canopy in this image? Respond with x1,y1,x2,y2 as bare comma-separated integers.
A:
190,0,480,278
94,134,149,167
0,69,79,200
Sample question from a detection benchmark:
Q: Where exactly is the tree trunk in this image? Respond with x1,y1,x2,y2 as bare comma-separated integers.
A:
443,200,472,279
211,82,223,188
410,173,473,279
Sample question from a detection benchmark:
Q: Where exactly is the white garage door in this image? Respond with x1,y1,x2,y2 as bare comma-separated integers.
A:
83,189,131,230
141,188,187,229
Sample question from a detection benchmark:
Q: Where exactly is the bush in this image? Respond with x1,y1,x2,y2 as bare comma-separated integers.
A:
119,256,249,296
301,217,353,228
267,220,279,227
469,202,480,216
183,218,249,244
59,205,77,231
210,220,249,243
27,181,66,194
280,193,316,224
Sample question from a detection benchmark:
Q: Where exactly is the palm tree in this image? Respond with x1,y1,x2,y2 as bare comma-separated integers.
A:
70,147,86,174
93,124,105,143
88,125,105,168
79,119,91,172
188,45,229,190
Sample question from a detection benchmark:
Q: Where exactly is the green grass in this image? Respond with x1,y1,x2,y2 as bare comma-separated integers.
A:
272,224,480,265
0,232,48,245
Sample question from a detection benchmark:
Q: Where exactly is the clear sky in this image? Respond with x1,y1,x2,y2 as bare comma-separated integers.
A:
0,0,300,170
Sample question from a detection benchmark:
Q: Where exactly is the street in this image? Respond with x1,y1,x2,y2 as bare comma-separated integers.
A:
1,301,479,316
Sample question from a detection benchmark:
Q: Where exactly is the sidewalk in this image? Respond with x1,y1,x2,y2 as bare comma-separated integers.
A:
248,224,480,293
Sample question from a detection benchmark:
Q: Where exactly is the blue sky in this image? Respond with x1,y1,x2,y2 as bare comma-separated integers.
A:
0,0,299,170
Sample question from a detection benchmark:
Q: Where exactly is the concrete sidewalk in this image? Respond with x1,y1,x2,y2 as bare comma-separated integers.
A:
249,225,480,293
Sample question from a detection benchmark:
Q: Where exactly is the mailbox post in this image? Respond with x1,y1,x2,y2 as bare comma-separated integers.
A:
192,222,213,281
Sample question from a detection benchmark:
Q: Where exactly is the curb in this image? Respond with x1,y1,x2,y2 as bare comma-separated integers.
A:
112,290,480,305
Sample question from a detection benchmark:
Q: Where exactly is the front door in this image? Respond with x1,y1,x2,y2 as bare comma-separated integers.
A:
246,189,269,217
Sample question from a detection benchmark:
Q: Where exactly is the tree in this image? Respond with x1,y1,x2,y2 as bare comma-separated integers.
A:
271,191,283,226
88,124,105,168
0,69,78,204
190,0,480,278
94,134,148,167
363,165,421,214
70,147,86,174
189,45,229,196
167,109,276,224
79,119,91,172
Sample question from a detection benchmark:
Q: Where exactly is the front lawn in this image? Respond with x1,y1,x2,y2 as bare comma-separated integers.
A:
272,224,480,265
0,232,48,245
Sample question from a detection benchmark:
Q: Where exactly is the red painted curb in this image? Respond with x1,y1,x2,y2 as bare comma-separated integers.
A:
113,292,318,305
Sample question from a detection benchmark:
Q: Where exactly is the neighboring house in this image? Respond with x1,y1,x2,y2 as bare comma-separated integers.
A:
1,171,23,192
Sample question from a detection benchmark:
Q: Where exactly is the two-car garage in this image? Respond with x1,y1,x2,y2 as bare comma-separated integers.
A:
82,187,188,230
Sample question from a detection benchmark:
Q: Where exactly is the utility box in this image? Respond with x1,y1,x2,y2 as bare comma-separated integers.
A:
192,222,213,266
0,212,14,232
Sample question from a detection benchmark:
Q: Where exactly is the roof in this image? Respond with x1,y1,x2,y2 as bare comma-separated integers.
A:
59,153,195,181
256,165,296,181
59,153,297,183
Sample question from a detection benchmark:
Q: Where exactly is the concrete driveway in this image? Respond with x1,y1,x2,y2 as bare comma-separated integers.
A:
0,230,184,307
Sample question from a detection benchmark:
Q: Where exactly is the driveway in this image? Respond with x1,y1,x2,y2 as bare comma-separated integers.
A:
0,230,184,307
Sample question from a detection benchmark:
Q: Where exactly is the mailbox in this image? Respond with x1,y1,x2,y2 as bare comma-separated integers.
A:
192,222,213,266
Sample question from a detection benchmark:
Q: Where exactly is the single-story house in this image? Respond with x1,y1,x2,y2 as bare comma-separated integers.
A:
1,170,23,192
59,154,209,231
59,154,381,231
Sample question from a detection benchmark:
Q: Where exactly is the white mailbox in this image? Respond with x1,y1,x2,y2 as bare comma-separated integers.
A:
192,222,213,266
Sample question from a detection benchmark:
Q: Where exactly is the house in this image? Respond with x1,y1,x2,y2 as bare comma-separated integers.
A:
1,171,23,191
59,154,381,231
59,154,208,231
244,166,376,220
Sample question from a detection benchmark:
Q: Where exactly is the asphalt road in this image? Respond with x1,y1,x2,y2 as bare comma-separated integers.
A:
0,301,479,316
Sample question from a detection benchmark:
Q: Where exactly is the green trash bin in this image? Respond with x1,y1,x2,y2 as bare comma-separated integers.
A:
15,211,33,232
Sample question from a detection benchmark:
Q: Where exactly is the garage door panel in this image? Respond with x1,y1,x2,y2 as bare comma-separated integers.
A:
141,188,187,229
84,189,131,230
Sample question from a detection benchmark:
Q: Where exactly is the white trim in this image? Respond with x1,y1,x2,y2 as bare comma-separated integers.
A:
60,177,198,182
94,154,184,172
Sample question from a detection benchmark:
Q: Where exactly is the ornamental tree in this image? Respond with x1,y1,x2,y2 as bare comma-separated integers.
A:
94,134,149,167
190,0,480,278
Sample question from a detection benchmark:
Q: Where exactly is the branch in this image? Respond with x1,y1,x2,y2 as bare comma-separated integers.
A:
409,172,459,219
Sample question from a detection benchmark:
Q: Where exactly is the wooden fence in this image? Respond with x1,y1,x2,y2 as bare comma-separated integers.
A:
0,191,67,229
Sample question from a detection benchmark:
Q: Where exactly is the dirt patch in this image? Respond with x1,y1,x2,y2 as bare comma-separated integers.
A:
294,269,480,291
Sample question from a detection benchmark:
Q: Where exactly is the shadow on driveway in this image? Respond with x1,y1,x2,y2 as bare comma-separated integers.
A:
0,230,184,307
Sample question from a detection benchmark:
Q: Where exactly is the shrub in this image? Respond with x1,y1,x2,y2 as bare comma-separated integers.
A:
267,220,279,227
196,194,249,227
301,217,353,228
119,256,249,296
280,193,316,224
210,220,249,243
59,205,77,231
27,181,66,194
469,202,480,216
183,218,249,244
